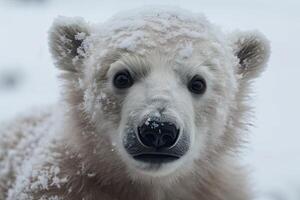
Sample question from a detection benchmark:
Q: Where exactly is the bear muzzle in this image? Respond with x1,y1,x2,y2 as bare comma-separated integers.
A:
123,116,190,168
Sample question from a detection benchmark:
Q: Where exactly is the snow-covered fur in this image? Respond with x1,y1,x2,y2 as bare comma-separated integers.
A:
0,7,270,200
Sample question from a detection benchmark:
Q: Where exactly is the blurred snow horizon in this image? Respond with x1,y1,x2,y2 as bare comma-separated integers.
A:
0,0,299,199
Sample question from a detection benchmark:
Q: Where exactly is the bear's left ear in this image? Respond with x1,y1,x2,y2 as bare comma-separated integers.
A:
48,16,90,73
230,31,270,80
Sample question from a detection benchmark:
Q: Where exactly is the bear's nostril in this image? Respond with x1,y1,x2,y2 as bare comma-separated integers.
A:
137,120,179,149
162,135,173,147
144,133,156,147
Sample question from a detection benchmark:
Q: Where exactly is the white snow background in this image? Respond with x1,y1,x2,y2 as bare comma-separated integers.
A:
0,0,299,199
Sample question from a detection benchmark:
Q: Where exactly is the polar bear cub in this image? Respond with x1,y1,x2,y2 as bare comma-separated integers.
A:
0,7,269,200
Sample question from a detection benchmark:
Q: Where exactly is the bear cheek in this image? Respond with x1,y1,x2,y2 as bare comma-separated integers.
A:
96,92,122,122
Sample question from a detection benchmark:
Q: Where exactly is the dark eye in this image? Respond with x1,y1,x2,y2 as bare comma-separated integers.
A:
113,70,134,89
188,75,206,94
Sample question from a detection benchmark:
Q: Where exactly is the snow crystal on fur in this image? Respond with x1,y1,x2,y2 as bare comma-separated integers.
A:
0,106,67,199
88,6,225,56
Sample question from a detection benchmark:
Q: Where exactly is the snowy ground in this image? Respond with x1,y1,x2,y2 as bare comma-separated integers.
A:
0,0,299,199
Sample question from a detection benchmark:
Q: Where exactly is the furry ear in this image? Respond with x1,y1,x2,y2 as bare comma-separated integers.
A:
231,31,270,80
48,16,90,73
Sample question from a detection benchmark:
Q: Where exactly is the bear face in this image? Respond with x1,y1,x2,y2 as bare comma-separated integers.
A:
49,7,270,183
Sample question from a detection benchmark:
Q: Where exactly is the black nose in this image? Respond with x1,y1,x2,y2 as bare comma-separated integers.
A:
138,120,180,149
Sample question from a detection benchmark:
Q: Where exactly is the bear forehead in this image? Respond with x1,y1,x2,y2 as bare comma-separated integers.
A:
87,7,230,58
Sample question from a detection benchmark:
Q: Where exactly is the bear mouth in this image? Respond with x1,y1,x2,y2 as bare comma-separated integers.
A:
133,153,180,164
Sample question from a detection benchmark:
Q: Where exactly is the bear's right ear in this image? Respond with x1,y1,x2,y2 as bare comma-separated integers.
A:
230,31,270,81
49,16,90,73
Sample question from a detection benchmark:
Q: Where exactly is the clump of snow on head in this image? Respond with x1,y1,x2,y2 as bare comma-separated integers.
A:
87,6,226,56
178,42,194,59
117,30,145,51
